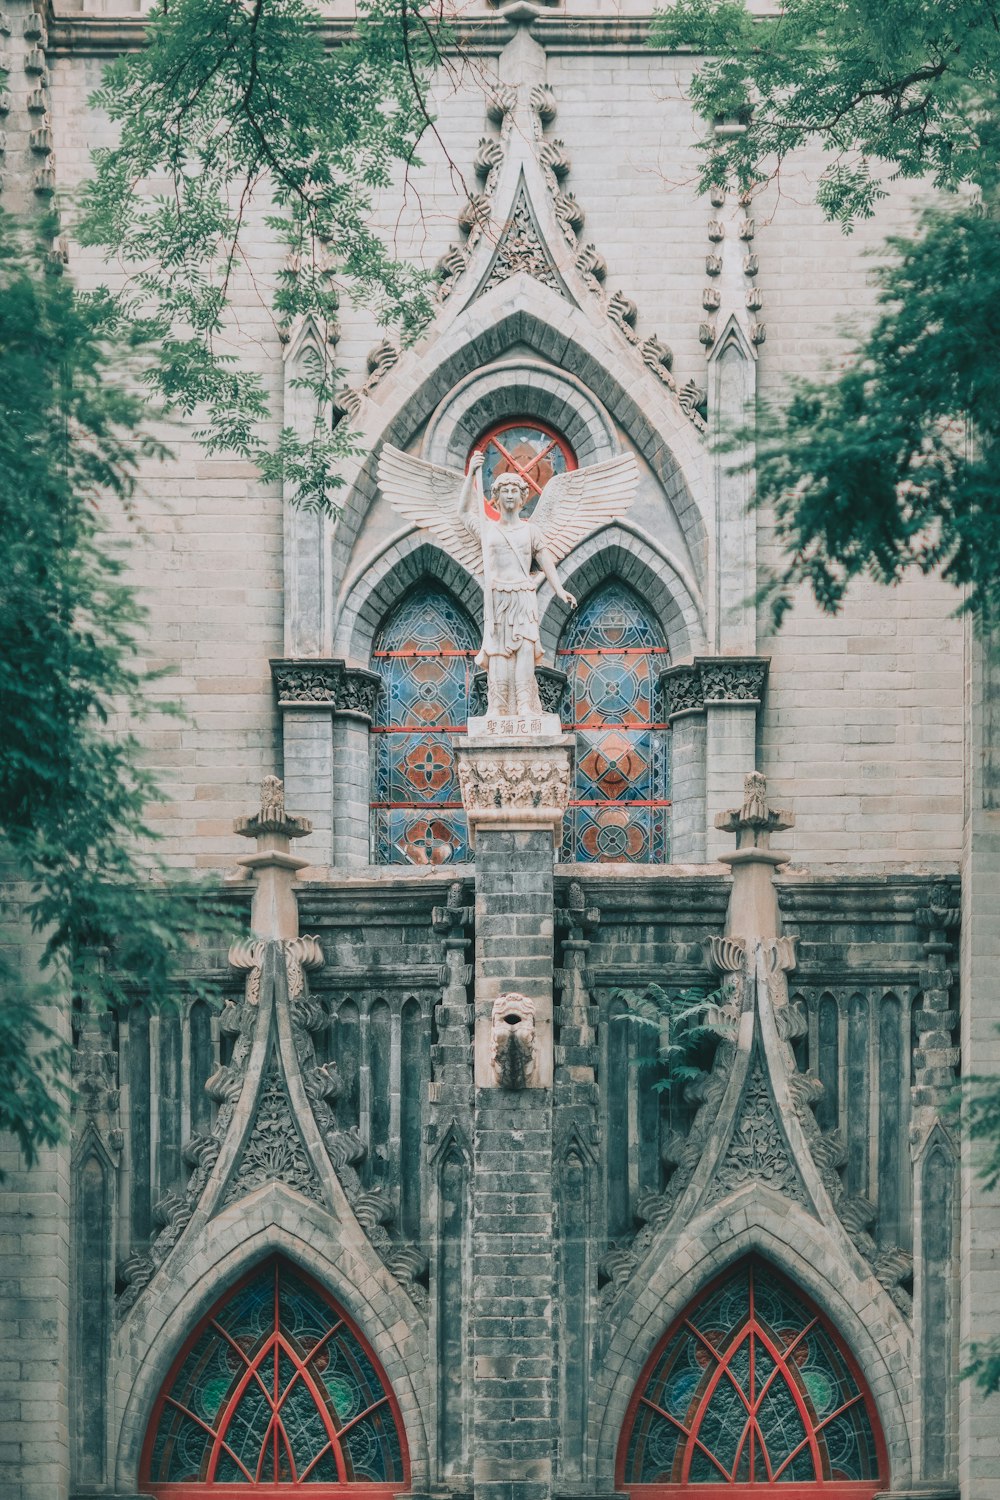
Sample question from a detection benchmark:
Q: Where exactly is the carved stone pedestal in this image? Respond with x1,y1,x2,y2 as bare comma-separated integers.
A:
456,732,574,849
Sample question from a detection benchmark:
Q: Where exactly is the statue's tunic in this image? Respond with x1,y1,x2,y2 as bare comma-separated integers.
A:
477,519,547,663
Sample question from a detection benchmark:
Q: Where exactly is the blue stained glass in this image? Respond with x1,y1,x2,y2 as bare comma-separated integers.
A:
695,1373,749,1476
154,1407,213,1482
371,587,476,866
620,1261,884,1488
144,1259,407,1488
558,583,670,864
343,1406,403,1482
756,1376,809,1474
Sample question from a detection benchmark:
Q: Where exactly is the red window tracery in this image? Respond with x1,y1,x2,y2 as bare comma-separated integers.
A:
470,418,577,516
142,1258,409,1495
618,1259,887,1497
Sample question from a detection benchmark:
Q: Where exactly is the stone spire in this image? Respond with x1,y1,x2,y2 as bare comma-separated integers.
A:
715,770,793,944
234,775,313,940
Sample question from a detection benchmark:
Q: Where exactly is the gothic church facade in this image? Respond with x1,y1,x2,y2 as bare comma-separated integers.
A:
1,1,995,1499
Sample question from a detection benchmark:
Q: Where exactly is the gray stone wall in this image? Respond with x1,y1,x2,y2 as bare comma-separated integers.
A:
0,866,955,1499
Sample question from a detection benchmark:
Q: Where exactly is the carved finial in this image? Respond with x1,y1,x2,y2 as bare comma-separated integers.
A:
260,774,284,819
741,771,768,825
716,770,793,848
234,776,314,940
235,776,312,842
716,771,794,943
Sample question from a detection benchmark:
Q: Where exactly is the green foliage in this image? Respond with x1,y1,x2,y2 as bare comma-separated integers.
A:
652,0,1000,224
651,0,1000,620
754,207,1000,621
77,0,445,514
0,211,227,1166
611,981,734,1089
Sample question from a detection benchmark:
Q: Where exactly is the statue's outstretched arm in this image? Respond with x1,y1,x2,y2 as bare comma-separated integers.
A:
534,539,576,609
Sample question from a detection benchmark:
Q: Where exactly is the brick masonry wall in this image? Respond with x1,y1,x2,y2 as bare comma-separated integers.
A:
472,1088,554,1500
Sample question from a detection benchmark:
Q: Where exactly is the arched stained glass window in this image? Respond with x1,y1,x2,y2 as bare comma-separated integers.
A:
558,582,671,863
472,418,576,516
142,1259,408,1493
618,1260,887,1496
370,586,477,865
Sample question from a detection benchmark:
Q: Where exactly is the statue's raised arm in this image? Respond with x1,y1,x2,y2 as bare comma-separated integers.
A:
377,440,639,722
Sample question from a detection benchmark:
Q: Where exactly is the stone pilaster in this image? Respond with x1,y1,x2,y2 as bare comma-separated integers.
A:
271,660,381,867
661,663,707,862
456,729,573,1500
553,882,600,1484
472,1088,554,1500
661,658,769,863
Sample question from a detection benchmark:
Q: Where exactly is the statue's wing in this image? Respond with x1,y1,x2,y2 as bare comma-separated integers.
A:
376,444,483,576
531,451,640,564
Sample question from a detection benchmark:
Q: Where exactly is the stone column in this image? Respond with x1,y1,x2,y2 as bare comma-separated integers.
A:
456,726,573,1500
332,669,382,868
661,663,707,863
271,660,381,869
958,620,1000,1500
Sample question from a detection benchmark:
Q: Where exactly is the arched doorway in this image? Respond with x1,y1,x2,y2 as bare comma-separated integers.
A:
617,1259,887,1496
141,1258,409,1494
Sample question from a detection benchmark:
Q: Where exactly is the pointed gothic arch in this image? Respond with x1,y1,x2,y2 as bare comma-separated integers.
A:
616,1257,888,1496
557,579,671,862
327,294,708,652
140,1256,410,1494
368,581,478,865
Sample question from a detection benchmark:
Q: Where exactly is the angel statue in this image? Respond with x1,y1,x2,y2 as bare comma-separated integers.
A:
377,442,639,720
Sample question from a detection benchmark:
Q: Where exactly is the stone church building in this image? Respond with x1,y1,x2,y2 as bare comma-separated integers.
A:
1,0,998,1498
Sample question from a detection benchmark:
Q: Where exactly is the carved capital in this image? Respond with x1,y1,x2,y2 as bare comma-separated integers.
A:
700,656,769,705
270,659,382,721
338,668,382,721
660,662,703,720
271,658,342,707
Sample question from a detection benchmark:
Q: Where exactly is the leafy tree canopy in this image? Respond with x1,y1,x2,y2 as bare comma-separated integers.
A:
77,0,446,515
0,213,227,1165
652,0,1000,620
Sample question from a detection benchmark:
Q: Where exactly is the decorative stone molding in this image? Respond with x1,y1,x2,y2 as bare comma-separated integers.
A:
481,181,564,296
222,1058,324,1207
272,658,341,705
339,667,382,719
702,657,769,704
660,656,769,720
271,658,382,720
456,735,574,846
704,1050,808,1207
659,662,703,719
